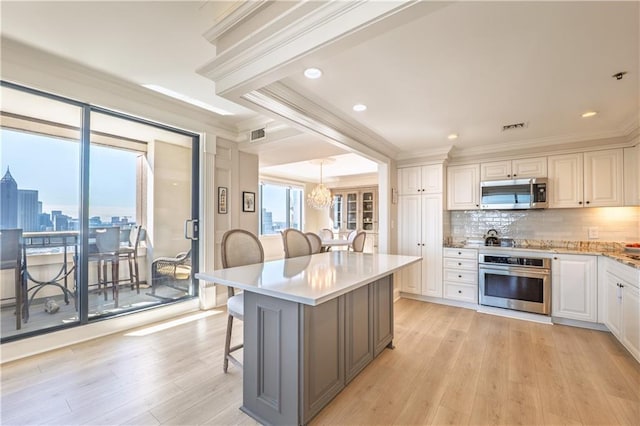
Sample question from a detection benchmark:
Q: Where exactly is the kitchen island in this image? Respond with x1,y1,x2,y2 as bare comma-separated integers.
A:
196,251,421,425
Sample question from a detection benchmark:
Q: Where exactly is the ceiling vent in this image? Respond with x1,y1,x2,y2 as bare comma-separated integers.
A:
502,122,528,131
249,127,266,142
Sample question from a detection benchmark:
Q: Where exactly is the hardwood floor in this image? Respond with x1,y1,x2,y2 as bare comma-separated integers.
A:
1,298,638,425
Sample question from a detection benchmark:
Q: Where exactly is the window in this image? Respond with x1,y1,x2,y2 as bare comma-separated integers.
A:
260,182,303,235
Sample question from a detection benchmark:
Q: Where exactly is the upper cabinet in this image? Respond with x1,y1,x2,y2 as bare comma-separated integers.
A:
548,149,623,208
624,144,639,206
481,157,547,181
447,164,480,210
398,164,443,195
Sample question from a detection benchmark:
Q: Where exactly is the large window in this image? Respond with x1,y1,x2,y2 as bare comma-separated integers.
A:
0,82,199,343
260,182,303,235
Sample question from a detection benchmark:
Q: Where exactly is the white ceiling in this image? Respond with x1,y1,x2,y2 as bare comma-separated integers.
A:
2,1,638,177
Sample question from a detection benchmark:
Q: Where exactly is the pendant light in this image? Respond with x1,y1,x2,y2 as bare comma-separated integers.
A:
307,160,334,210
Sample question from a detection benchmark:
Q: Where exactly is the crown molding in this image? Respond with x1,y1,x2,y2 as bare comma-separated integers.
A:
241,82,399,163
198,0,418,96
202,1,270,47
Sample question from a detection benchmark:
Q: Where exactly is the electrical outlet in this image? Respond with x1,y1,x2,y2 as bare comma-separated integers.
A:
588,227,599,239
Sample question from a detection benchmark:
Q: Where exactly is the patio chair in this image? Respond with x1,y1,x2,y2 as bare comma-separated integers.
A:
0,229,25,329
221,229,264,373
151,250,192,295
118,225,143,294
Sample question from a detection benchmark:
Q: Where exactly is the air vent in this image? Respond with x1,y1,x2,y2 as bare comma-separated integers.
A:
249,127,266,142
502,122,528,131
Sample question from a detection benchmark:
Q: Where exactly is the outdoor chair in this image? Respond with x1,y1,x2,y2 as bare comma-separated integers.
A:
118,225,142,294
0,229,24,329
221,229,264,373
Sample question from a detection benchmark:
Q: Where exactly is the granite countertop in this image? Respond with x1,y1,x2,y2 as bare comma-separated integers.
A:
444,240,640,270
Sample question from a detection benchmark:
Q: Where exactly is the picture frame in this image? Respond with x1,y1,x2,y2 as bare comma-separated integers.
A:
242,191,256,212
218,186,228,214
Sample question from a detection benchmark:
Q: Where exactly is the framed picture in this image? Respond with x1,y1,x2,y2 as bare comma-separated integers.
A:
218,186,228,214
243,191,256,212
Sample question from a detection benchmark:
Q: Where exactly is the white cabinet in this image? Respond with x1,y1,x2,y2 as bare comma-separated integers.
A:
624,145,640,206
481,157,547,180
446,164,480,210
552,254,598,322
398,194,443,297
603,258,640,362
548,149,623,208
442,248,478,303
398,164,444,297
399,164,443,195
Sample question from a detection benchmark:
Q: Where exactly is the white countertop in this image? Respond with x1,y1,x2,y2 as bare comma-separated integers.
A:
196,251,422,306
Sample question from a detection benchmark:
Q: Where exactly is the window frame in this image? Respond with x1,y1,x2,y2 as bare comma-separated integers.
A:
259,180,304,236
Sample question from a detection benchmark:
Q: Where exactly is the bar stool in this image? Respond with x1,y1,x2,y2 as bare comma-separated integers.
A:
93,227,120,307
118,225,142,294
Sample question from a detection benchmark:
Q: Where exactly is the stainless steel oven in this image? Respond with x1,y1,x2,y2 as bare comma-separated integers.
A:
479,253,551,315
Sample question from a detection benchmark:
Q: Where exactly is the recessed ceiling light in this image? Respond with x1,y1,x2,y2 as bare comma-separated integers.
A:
142,84,233,116
581,111,598,118
304,68,323,79
353,104,367,112
447,133,458,140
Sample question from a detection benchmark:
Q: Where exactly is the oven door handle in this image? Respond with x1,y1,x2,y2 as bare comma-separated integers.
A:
480,265,550,277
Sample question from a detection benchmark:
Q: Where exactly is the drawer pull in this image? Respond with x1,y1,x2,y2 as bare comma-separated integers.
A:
458,262,462,266
458,275,462,278
458,251,462,255
458,290,462,294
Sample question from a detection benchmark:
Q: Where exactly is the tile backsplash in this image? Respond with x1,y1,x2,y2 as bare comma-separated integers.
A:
449,206,639,242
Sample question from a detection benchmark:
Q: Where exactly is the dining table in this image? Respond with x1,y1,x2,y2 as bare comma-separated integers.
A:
196,251,421,425
320,238,350,252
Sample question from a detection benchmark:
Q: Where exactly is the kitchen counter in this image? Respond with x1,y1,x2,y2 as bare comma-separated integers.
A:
196,251,421,305
444,241,640,270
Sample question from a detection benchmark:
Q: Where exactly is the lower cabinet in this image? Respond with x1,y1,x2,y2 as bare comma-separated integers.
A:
552,254,598,322
303,275,393,422
603,258,640,362
443,248,478,303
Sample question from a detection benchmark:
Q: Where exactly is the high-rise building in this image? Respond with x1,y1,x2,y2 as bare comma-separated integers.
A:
0,168,18,229
262,208,274,234
38,213,53,231
18,189,39,232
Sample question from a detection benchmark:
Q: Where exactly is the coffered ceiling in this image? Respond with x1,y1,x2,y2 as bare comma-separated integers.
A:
2,1,638,175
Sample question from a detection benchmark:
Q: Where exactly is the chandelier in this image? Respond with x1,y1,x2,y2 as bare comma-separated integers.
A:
307,160,334,210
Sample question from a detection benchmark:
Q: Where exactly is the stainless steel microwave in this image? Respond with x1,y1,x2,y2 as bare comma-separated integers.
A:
480,178,548,210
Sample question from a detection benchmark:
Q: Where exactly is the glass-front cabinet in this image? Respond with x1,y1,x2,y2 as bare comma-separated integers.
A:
330,187,377,235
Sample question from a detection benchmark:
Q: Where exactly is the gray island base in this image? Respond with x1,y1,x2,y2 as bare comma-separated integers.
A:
196,252,421,425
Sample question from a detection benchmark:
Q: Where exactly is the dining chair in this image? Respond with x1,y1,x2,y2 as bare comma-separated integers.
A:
1,229,24,330
346,230,358,251
118,225,142,294
93,227,121,307
318,228,334,240
282,228,312,258
221,229,264,373
305,232,322,254
351,231,367,252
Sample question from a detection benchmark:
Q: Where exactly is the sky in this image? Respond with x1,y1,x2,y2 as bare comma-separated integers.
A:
1,129,137,220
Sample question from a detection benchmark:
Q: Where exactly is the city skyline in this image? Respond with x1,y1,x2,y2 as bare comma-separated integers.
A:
1,128,137,221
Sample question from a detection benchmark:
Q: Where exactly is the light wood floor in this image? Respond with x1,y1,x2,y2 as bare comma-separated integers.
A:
1,299,638,425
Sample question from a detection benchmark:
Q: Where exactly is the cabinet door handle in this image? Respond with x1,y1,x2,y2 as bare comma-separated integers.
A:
458,262,462,266
586,201,590,205
458,251,462,255
513,174,517,177
458,275,462,278
458,290,462,294
507,174,511,178
553,257,558,260
578,201,583,205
